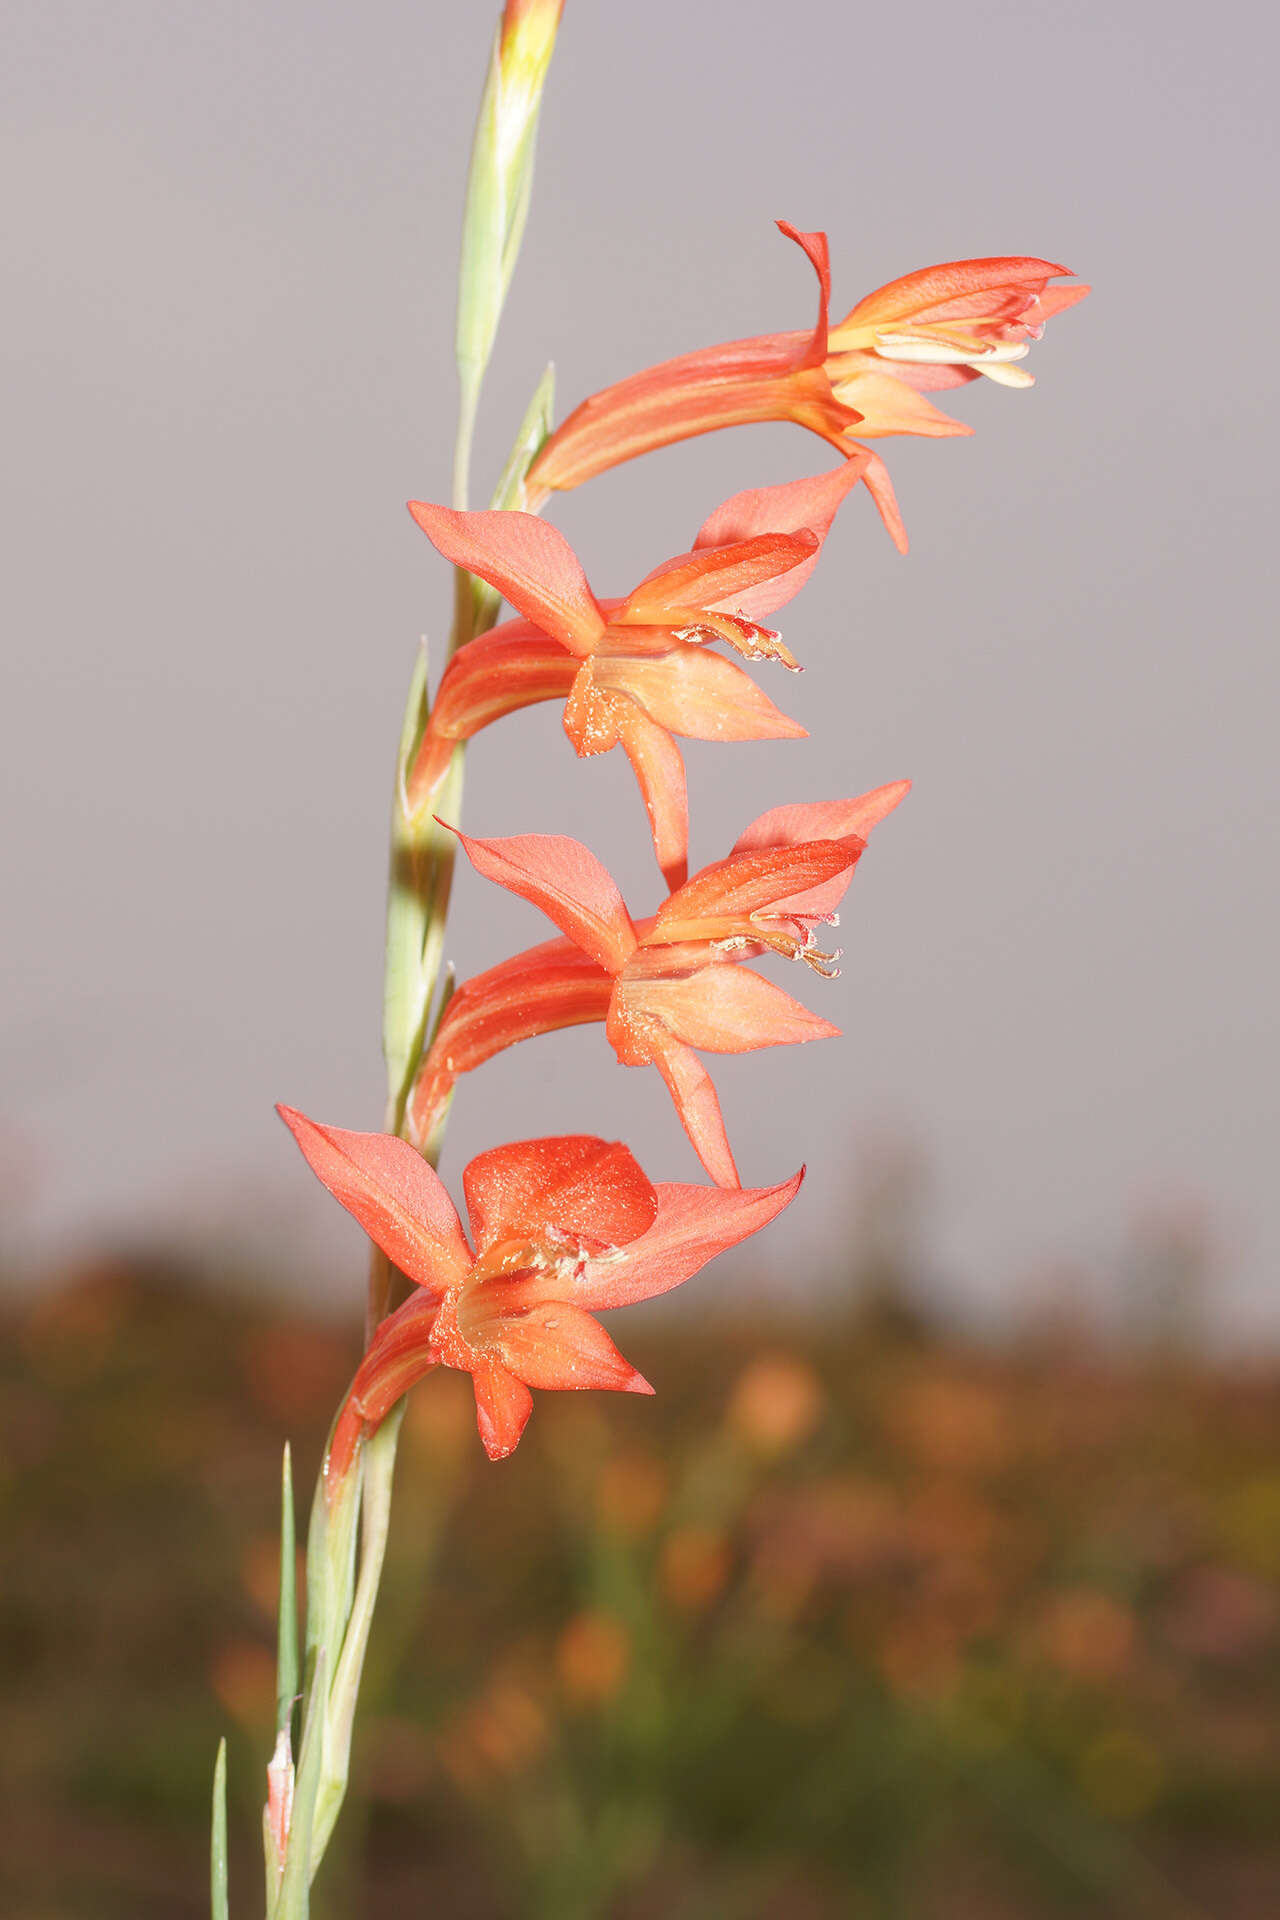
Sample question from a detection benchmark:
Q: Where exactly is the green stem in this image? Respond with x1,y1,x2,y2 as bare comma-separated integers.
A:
453,368,481,514
276,1444,298,1736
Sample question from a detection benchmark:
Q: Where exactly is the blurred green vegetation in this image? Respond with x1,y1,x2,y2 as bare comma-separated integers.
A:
2,1253,1279,1919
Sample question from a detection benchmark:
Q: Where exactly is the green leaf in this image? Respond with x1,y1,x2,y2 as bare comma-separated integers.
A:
210,1738,229,1920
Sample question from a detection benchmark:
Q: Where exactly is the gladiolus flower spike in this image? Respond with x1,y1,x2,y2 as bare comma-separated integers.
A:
406,457,870,887
409,783,909,1188
276,1110,802,1468
528,222,1088,551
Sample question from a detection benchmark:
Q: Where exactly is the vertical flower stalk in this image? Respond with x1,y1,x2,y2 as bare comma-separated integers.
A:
380,0,563,1213
253,9,568,1917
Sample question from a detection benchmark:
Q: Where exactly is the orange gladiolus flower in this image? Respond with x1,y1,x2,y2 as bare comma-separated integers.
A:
406,457,868,887
527,222,1088,552
410,783,909,1186
276,1112,801,1465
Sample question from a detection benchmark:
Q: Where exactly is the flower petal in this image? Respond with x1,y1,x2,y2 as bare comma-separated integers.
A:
471,1362,535,1459
276,1106,471,1295
463,1135,657,1256
406,503,605,656
730,782,911,921
837,257,1073,335
625,965,841,1055
611,701,690,892
776,220,833,370
329,1291,442,1482
826,368,973,439
638,1027,739,1188
406,624,579,809
650,840,860,936
447,826,638,974
733,782,912,856
619,531,818,623
488,1302,652,1395
1034,282,1091,322
688,454,871,619
560,668,693,887
854,447,909,553
577,1169,805,1307
407,938,614,1148
591,645,807,745
526,224,859,494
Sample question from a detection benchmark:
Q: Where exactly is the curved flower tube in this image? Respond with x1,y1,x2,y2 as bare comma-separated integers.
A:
406,457,869,887
409,783,909,1186
527,221,1088,551
277,1111,802,1464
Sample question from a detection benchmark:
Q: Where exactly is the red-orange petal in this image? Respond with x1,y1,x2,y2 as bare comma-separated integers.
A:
775,220,833,370
1034,282,1091,322
406,625,579,810
448,826,638,975
638,1026,739,1189
733,783,912,855
625,964,840,1056
577,1169,805,1308
329,1289,443,1480
471,1362,535,1459
839,257,1072,333
619,531,817,623
604,696,690,891
527,223,860,495
406,503,605,657
731,783,911,920
489,1302,652,1395
591,645,807,746
826,368,973,440
407,938,614,1147
689,454,871,619
650,839,860,935
276,1106,471,1295
462,1135,657,1256
854,447,909,553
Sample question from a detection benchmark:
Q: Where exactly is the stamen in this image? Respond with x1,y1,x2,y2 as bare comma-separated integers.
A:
799,944,842,979
873,329,1032,368
672,618,800,672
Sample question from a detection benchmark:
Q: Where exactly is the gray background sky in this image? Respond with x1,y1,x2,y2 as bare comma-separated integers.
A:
4,0,1276,1335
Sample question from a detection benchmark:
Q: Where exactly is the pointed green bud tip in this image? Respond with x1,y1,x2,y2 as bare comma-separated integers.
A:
456,1,566,382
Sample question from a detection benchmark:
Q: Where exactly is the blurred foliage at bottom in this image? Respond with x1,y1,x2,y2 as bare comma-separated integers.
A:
3,1256,1279,1919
